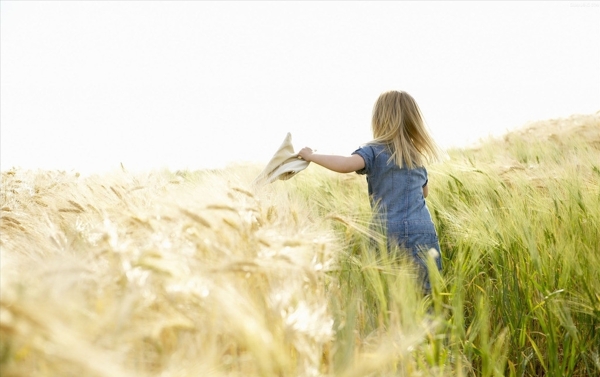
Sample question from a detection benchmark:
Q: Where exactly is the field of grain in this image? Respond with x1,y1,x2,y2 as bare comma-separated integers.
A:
1,112,599,376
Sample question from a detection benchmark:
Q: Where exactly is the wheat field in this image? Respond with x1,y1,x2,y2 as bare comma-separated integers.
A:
1,112,599,376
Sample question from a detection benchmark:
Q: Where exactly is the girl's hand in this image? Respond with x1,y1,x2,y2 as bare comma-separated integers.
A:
298,147,314,161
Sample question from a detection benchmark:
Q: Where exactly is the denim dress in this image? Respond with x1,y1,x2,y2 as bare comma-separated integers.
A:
353,144,442,292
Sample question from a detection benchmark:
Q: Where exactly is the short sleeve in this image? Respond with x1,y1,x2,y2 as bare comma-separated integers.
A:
352,146,373,175
422,169,428,187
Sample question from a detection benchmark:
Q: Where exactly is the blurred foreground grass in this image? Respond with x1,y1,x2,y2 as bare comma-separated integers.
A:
1,112,599,376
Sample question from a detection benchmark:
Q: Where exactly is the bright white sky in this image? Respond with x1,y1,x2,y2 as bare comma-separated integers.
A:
1,1,599,174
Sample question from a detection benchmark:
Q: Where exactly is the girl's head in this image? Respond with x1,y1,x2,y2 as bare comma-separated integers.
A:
371,90,441,169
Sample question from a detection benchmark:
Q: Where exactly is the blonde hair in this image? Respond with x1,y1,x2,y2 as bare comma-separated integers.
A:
370,90,441,169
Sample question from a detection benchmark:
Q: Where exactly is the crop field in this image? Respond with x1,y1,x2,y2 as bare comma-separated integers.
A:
1,112,599,376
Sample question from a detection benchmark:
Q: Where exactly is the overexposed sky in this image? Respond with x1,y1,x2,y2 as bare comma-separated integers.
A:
1,1,599,174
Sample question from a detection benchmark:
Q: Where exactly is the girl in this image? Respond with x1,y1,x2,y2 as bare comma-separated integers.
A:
298,90,442,293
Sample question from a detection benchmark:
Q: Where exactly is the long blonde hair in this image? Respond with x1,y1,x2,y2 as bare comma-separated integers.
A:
371,90,441,169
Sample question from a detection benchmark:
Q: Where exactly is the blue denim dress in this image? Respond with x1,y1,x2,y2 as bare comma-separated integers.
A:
353,144,442,292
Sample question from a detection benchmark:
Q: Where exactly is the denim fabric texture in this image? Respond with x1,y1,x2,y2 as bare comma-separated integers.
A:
353,144,442,292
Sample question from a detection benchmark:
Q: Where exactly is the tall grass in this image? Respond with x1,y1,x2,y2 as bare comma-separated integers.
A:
424,113,600,377
1,112,599,376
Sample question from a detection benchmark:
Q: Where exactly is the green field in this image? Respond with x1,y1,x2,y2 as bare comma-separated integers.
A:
1,112,599,376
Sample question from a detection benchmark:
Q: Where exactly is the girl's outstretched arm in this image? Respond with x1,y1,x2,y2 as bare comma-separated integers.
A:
298,147,365,173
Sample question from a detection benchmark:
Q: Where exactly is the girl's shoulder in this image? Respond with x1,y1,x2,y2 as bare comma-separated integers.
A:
353,143,388,161
356,143,429,172
358,142,389,154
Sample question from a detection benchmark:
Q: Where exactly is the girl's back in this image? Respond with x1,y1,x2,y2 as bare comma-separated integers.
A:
353,143,430,225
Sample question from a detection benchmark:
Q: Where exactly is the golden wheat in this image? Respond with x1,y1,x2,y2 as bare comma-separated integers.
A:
1,112,599,376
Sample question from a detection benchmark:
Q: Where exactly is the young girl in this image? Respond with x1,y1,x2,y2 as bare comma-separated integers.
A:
298,90,442,293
